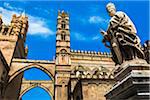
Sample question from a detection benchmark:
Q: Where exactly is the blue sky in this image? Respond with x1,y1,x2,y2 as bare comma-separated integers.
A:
0,0,149,100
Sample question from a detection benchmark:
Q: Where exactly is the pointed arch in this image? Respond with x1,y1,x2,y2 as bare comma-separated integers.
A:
19,85,53,100
8,63,54,83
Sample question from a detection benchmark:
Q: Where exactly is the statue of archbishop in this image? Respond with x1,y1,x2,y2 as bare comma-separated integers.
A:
100,2,145,65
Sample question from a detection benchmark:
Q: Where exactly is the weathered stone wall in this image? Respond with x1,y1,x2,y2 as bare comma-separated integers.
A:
70,50,115,100
0,51,9,99
81,80,114,100
3,73,23,100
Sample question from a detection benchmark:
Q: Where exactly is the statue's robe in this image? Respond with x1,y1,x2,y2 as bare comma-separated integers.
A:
108,11,137,34
106,11,145,64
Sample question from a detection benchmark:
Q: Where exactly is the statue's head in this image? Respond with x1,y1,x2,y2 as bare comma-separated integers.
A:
106,2,116,17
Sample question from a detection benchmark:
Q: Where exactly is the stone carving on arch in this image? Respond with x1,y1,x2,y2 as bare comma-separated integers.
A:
19,83,53,100
8,63,54,84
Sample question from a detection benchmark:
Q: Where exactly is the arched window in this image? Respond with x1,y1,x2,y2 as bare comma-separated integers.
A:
61,34,65,41
61,24,65,29
22,87,52,100
61,32,66,41
61,21,66,29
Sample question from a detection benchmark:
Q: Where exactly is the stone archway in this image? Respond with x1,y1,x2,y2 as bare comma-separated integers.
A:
4,58,55,99
19,80,54,100
9,64,54,83
8,58,55,83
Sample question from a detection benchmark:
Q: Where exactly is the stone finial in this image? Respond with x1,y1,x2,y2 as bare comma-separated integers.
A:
98,52,101,55
74,50,77,53
0,14,2,19
57,10,61,19
0,14,3,26
61,10,64,13
84,51,87,53
77,50,80,53
58,10,60,14
106,52,109,55
25,45,28,57
104,52,106,55
12,14,17,18
21,11,26,17
61,10,66,17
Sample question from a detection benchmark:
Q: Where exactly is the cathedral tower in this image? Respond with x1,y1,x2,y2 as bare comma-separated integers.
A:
55,10,71,100
56,10,70,65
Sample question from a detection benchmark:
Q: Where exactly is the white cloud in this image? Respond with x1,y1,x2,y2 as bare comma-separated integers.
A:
3,2,23,12
74,32,86,41
28,15,54,36
73,32,101,41
92,35,100,40
4,2,13,10
0,7,19,25
0,6,54,37
89,16,108,24
33,7,51,15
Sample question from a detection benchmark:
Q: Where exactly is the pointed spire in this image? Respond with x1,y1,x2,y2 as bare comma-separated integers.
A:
58,10,60,14
62,10,64,13
21,10,26,17
57,10,61,19
0,14,2,19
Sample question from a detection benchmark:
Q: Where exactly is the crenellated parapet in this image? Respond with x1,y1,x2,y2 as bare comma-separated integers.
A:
71,49,111,56
71,49,112,62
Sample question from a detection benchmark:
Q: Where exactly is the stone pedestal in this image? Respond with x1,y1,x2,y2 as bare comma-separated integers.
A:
105,59,150,100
